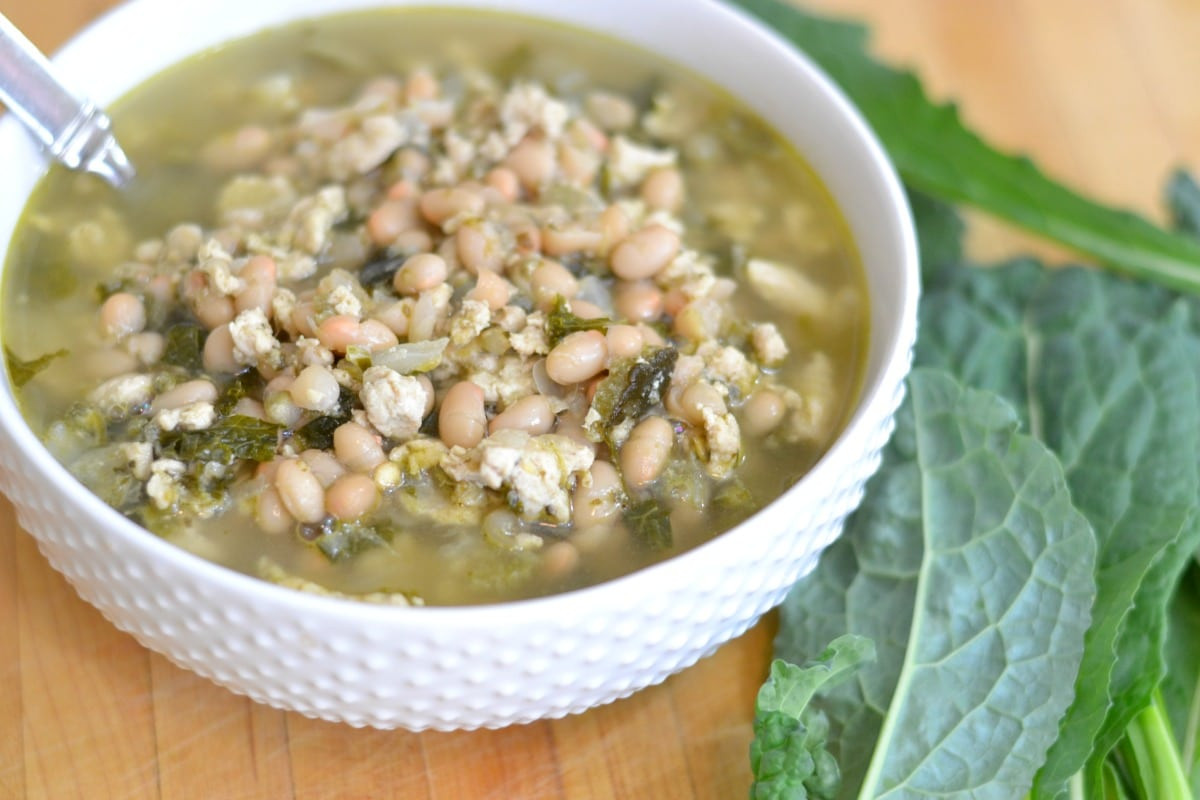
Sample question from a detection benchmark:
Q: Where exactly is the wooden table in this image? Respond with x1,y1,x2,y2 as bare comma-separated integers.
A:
2,1,1198,797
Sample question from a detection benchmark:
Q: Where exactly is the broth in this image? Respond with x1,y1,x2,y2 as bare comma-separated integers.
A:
3,9,868,605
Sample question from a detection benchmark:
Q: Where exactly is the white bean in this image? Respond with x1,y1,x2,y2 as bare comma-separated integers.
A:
485,167,520,202
99,292,146,339
605,324,644,362
439,381,487,449
235,255,277,315
151,379,218,412
316,315,362,353
124,332,165,366
569,299,605,320
300,449,346,489
531,260,579,305
505,137,556,190
546,330,608,385
742,389,787,437
585,91,637,131
641,167,685,212
231,397,267,420
367,198,419,246
375,300,411,337
419,187,484,227
393,253,448,295
274,459,326,524
204,124,272,172
614,280,664,323
542,225,604,257
489,394,555,435
325,473,378,521
466,270,512,310
542,540,580,578
572,460,622,528
202,324,238,373
264,389,303,427
256,487,294,534
358,319,399,352
289,365,341,413
334,421,386,473
680,381,726,425
610,224,680,281
193,293,235,330
599,205,631,250
621,416,674,488
456,222,504,274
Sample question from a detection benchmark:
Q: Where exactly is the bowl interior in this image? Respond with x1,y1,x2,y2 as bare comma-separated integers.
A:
0,0,917,615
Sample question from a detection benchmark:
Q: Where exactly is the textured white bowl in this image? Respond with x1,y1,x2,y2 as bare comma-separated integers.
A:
0,0,917,729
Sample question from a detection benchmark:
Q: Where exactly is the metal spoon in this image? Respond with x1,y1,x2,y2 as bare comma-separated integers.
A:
0,12,134,188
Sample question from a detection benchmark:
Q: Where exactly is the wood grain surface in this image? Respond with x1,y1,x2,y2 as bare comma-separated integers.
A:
2,1,1198,797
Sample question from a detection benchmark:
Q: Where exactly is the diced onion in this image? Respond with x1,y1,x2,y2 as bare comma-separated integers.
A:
372,337,449,374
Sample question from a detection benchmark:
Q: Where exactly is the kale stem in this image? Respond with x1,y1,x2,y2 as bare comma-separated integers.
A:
1120,689,1194,800
1067,771,1085,800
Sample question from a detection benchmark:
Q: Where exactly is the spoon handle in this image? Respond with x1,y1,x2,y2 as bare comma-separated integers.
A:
0,12,133,186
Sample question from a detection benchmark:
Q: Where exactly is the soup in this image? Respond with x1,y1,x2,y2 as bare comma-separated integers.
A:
3,10,868,605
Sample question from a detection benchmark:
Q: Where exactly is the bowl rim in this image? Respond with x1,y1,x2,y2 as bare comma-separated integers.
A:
0,0,919,624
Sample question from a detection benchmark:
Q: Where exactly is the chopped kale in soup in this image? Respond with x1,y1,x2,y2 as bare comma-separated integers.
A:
3,10,868,605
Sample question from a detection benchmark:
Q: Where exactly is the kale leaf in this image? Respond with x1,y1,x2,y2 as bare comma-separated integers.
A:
160,414,281,465
358,255,406,288
623,497,672,551
312,520,389,563
774,369,1097,797
161,324,206,372
214,369,267,416
769,172,1200,798
291,386,355,451
589,346,678,446
750,636,875,800
5,346,67,388
545,295,610,347
918,255,1200,798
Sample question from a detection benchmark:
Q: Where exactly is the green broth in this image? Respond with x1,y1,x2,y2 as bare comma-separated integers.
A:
4,9,868,605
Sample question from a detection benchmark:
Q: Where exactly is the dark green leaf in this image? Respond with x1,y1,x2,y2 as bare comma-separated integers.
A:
728,0,1200,293
590,346,677,447
161,324,206,372
214,369,266,416
5,346,68,388
312,520,388,562
623,498,672,550
358,254,405,287
907,189,965,285
757,636,875,718
751,637,874,800
160,414,281,465
291,387,355,451
915,260,1200,796
545,295,610,347
775,369,1096,797
293,414,343,452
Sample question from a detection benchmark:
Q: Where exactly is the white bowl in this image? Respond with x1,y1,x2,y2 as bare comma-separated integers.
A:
0,0,917,729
